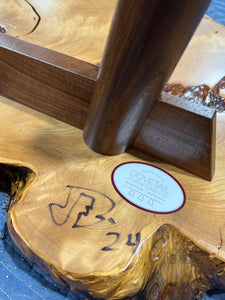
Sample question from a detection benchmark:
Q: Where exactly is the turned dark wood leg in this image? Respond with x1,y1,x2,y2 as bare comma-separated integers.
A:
84,0,211,155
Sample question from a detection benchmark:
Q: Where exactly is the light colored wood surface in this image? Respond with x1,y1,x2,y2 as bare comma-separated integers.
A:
0,1,225,298
0,0,116,65
2,0,224,83
3,97,225,298
170,16,225,90
0,0,37,35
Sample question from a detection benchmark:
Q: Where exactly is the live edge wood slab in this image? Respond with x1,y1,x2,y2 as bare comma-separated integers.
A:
0,2,225,300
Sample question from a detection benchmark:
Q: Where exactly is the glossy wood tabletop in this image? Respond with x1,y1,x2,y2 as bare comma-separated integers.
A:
1,1,225,299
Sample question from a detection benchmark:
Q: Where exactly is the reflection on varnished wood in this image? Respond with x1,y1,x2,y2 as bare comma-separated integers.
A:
1,1,225,299
0,0,116,64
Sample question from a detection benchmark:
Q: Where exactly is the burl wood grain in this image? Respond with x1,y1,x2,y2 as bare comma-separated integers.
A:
1,94,225,299
0,1,225,299
0,0,116,65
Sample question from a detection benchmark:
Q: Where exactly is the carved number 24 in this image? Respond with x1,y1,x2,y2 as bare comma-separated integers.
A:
102,232,141,251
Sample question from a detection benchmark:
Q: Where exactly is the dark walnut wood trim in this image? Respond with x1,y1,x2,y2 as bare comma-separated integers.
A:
0,32,98,130
134,92,216,181
0,33,215,180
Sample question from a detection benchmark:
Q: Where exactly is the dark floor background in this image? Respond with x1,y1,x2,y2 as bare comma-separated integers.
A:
0,1,225,299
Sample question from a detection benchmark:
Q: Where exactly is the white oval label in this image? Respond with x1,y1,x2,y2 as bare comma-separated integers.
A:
112,162,185,214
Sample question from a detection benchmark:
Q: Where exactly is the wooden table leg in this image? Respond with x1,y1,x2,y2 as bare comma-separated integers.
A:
84,0,211,155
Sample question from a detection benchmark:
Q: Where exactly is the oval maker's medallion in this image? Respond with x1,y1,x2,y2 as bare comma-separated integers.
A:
112,162,186,214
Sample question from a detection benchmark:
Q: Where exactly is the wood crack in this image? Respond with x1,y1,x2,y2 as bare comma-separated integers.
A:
23,0,41,34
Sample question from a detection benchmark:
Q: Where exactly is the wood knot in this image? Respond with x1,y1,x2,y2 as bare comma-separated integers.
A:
0,24,7,33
